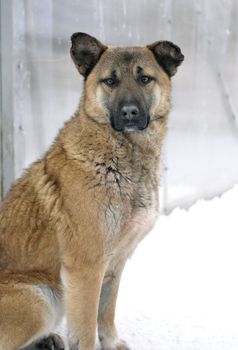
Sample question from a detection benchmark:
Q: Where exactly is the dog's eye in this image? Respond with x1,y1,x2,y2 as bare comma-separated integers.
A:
103,78,116,87
140,76,152,85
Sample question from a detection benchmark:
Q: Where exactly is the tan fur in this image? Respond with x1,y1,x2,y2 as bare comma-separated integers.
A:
0,35,183,350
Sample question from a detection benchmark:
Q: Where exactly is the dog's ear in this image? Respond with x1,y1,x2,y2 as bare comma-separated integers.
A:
147,41,184,77
70,33,107,78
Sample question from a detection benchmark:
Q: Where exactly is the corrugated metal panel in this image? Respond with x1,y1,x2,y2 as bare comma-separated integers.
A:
0,0,15,198
1,0,238,209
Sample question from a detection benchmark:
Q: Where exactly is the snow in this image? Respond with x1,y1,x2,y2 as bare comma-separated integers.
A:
54,185,238,349
113,185,238,350
160,129,238,213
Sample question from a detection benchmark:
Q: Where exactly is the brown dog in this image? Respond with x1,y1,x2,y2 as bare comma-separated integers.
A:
0,33,184,350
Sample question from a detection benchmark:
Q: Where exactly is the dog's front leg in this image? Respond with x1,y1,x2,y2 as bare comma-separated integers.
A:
64,263,105,350
98,260,130,350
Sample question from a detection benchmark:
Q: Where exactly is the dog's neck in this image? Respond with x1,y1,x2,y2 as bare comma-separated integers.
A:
60,109,167,171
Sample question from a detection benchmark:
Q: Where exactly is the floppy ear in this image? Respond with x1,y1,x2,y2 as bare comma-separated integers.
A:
147,41,184,77
70,32,107,78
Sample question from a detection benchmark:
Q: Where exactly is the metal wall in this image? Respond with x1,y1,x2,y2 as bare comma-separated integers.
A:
1,0,238,210
0,1,14,197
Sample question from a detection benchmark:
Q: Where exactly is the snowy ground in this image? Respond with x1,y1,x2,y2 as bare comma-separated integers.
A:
114,185,238,350
54,184,238,349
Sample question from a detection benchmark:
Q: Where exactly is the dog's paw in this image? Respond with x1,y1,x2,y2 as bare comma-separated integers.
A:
113,339,130,350
36,333,65,350
67,330,79,350
100,337,130,350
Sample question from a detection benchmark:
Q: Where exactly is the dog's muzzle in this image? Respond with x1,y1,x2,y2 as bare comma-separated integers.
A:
111,103,149,131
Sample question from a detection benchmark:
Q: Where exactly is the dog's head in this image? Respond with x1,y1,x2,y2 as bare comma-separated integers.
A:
71,33,184,132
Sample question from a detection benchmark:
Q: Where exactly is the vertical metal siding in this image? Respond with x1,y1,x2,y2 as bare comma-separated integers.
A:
0,0,15,198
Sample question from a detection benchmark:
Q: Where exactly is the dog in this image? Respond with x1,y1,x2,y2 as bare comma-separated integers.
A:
0,33,184,350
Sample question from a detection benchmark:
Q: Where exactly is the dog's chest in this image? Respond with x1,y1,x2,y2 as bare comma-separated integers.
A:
106,199,159,262
98,158,159,237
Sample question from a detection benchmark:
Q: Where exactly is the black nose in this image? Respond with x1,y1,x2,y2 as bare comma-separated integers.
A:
120,104,140,121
